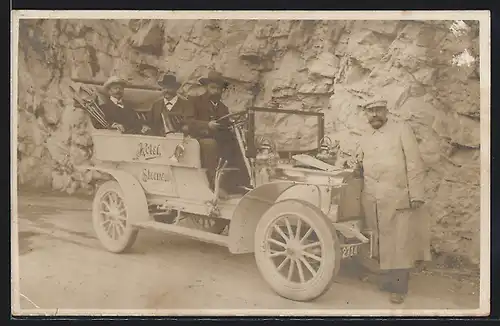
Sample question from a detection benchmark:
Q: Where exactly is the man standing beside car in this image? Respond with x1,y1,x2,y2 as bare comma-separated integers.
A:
351,98,431,305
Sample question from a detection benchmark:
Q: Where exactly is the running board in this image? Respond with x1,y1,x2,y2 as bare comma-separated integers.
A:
133,221,229,247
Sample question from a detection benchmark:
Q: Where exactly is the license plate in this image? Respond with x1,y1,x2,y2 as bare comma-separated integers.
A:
341,244,359,259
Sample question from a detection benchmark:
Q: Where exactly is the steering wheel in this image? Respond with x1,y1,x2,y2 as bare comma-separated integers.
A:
215,111,247,126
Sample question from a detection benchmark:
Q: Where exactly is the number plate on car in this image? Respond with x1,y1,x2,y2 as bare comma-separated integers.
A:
341,244,359,259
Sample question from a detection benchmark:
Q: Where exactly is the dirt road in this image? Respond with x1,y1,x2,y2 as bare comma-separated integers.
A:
14,192,480,313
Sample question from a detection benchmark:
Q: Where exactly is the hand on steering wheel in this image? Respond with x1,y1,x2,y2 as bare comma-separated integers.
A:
215,111,247,128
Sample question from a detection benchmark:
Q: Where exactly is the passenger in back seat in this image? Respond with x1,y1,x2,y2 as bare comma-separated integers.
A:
148,73,192,137
100,76,151,135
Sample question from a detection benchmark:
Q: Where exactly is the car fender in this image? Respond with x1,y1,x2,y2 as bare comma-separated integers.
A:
80,165,150,224
275,183,329,212
228,181,299,254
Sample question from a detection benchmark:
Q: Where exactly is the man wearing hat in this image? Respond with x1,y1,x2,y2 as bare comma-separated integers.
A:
187,71,231,137
352,98,431,304
185,71,251,195
148,73,192,136
100,76,151,134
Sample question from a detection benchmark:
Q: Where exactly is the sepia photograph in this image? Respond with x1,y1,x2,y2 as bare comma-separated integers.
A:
11,10,490,316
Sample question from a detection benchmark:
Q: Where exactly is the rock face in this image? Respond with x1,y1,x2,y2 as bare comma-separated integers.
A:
16,19,481,267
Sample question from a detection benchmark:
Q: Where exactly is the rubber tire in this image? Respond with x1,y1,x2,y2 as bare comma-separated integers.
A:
254,199,341,302
92,180,139,253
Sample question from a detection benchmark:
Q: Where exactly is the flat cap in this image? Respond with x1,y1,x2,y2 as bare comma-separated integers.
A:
363,99,388,110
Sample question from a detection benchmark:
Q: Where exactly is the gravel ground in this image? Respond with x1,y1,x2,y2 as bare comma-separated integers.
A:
13,192,481,315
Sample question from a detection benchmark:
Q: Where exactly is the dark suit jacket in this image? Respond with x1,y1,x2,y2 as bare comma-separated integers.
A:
186,93,251,190
185,93,230,139
99,98,144,134
148,96,192,136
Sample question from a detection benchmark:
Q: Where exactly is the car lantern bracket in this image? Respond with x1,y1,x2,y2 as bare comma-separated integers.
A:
315,136,339,166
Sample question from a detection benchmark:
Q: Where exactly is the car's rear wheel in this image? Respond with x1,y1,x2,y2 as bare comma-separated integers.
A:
254,199,341,302
92,180,139,253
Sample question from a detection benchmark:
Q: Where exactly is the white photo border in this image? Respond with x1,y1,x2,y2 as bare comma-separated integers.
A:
10,10,491,317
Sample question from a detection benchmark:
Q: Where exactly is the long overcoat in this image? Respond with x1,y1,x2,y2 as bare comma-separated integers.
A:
356,119,432,270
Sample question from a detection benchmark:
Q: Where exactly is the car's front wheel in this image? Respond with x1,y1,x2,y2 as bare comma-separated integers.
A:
254,199,341,302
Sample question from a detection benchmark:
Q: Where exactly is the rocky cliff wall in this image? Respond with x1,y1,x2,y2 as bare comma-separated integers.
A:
16,18,481,268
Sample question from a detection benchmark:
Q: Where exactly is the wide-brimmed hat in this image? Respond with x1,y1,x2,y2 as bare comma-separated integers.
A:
103,76,127,90
158,74,181,90
199,71,229,88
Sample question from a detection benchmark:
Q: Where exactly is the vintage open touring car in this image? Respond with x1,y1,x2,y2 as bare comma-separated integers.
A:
70,80,373,302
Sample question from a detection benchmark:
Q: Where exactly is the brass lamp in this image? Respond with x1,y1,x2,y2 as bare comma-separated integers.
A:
316,136,338,166
255,137,278,185
256,138,273,161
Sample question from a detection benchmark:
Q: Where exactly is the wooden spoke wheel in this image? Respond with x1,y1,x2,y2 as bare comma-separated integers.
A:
185,214,228,234
254,199,341,302
92,181,139,253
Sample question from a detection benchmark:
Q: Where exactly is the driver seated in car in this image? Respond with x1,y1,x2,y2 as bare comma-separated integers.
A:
148,73,192,136
184,71,251,196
